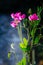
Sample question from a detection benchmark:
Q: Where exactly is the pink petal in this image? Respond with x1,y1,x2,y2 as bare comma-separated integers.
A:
14,15,22,21
11,13,15,19
21,14,26,19
11,12,26,21
28,13,39,21
14,12,21,17
17,20,21,23
10,21,18,27
28,15,32,21
32,13,39,20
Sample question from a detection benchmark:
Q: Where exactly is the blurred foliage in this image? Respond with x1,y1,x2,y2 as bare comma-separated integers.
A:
16,56,26,65
8,6,43,65
19,38,28,52
17,6,43,65
8,52,11,58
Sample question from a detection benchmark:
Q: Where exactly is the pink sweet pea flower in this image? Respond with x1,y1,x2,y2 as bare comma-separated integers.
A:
11,12,21,20
11,13,15,19
28,13,39,21
21,14,26,19
10,20,20,27
10,21,18,27
11,12,26,21
14,12,21,17
10,12,26,27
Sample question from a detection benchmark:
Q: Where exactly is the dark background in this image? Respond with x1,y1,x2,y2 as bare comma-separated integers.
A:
0,0,43,14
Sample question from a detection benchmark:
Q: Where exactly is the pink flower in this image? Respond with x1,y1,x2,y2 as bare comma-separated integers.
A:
10,21,17,27
10,20,20,27
11,13,15,19
21,14,26,19
10,12,26,27
28,13,39,21
11,12,26,21
14,12,21,17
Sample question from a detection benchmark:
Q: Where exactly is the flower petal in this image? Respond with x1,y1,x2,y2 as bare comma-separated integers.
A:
11,13,15,19
28,13,39,21
21,14,26,19
10,21,18,27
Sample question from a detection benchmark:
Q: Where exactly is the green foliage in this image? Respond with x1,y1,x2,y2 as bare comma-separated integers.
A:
31,28,36,38
19,38,28,52
16,56,26,65
34,35,41,45
30,20,40,37
23,18,29,28
37,6,42,18
19,6,42,65
33,20,40,28
10,6,43,65
8,52,11,58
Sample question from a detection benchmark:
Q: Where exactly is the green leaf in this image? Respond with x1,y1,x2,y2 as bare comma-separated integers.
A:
23,38,28,46
19,43,27,52
33,20,40,27
21,57,26,65
27,45,30,52
31,28,36,37
8,52,11,58
34,35,41,45
20,43,26,48
30,20,40,38
37,6,42,17
19,38,28,52
17,57,26,65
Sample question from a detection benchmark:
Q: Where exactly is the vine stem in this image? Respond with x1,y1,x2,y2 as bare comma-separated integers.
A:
31,37,35,65
32,49,35,65
17,23,23,43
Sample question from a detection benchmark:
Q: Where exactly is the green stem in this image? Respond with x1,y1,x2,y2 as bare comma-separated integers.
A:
17,23,23,42
20,23,23,42
32,49,35,65
31,37,35,65
27,28,30,42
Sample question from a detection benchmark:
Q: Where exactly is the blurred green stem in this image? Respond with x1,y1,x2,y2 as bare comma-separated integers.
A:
31,37,35,65
17,23,23,42
32,49,35,65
